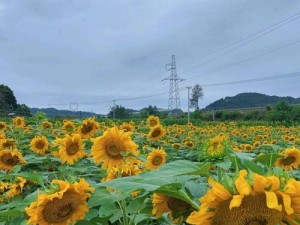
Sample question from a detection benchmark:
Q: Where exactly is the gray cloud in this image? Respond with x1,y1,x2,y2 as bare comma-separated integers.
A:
1,0,300,114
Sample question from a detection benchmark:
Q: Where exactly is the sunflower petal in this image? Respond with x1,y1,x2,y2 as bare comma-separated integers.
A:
229,195,244,209
265,191,282,211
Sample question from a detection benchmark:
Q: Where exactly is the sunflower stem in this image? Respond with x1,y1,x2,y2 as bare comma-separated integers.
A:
119,200,129,225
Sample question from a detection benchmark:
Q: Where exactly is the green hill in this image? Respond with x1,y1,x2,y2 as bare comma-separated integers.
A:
30,107,100,118
204,93,300,110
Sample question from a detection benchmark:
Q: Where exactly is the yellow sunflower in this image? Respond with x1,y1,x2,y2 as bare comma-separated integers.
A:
205,134,227,158
184,140,195,149
146,115,160,128
6,176,27,198
26,178,94,225
0,121,7,131
30,136,49,155
0,149,26,171
147,124,166,142
275,147,300,171
12,116,26,128
0,181,10,201
0,138,17,150
187,169,300,225
41,120,53,130
145,148,167,170
78,117,99,139
119,122,135,132
58,134,85,165
103,162,141,182
152,193,192,224
62,120,75,134
91,126,139,169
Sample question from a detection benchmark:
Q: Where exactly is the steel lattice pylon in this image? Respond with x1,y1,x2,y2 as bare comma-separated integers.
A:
162,55,184,110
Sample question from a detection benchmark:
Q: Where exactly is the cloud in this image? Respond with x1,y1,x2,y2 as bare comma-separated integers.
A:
1,0,300,114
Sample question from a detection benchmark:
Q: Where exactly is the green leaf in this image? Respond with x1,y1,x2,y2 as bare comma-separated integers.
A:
88,187,127,207
253,153,282,168
155,184,199,209
0,210,24,221
243,159,264,174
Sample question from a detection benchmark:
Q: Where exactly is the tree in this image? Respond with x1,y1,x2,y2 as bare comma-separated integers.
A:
0,84,17,110
140,105,159,117
190,84,203,110
108,105,129,119
16,104,31,116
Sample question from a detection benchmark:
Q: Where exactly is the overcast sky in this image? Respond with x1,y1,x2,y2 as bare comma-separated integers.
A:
1,0,300,114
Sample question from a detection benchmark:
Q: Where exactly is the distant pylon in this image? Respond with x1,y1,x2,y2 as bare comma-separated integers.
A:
162,55,185,110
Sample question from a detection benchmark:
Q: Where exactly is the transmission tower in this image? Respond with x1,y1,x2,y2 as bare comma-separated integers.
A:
162,55,185,110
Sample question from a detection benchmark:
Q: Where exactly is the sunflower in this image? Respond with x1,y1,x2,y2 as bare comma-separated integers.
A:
0,149,26,171
41,120,53,130
146,115,160,128
0,138,17,150
275,147,300,171
172,143,181,149
187,169,300,225
5,176,27,198
58,134,85,165
12,116,26,128
0,121,7,131
30,136,49,155
184,140,195,149
0,181,10,203
91,126,139,169
145,148,167,170
26,178,94,225
152,193,192,224
103,162,141,182
78,117,99,139
119,122,135,133
147,125,166,142
62,120,75,134
205,134,226,158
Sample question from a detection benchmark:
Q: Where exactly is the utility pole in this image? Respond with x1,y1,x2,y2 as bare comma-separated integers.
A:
113,100,116,119
186,86,192,123
162,55,185,111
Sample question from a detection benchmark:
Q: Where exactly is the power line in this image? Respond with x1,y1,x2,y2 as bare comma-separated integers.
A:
184,39,300,79
180,12,300,74
200,72,300,87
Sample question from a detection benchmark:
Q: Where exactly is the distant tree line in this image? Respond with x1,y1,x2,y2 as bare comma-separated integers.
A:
192,101,300,122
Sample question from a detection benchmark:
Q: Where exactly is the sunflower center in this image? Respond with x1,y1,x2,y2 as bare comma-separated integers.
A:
149,120,157,127
81,123,93,134
66,142,79,155
3,141,14,149
35,140,45,149
57,204,73,218
1,154,19,166
151,129,161,138
106,144,122,159
152,155,163,165
246,219,266,225
42,190,80,223
281,156,295,165
167,197,191,211
211,194,283,225
16,119,22,125
0,124,5,129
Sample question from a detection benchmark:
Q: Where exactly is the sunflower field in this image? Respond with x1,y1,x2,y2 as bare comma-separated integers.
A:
0,114,300,225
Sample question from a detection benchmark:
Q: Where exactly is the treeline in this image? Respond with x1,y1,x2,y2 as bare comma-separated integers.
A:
196,101,300,122
205,92,300,110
